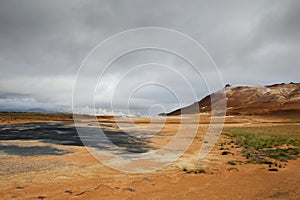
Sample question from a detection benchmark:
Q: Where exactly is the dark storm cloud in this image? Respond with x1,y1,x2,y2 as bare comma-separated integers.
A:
0,0,299,114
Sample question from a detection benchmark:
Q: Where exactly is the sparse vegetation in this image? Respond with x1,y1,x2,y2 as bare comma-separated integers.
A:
183,168,206,174
262,148,299,162
227,160,243,165
227,167,239,171
224,126,300,166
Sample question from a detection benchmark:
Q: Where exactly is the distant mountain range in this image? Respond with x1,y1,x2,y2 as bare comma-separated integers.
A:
161,82,300,116
25,108,50,113
0,108,50,113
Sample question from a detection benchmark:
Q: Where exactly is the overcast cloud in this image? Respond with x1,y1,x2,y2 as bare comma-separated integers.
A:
0,0,299,115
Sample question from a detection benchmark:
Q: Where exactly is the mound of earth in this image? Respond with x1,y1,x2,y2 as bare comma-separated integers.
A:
161,82,300,116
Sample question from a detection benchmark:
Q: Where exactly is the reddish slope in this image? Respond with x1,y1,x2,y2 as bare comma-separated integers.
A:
164,83,300,116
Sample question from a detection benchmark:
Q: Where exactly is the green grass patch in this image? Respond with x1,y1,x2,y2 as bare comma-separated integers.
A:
226,131,299,150
262,148,300,162
224,126,300,164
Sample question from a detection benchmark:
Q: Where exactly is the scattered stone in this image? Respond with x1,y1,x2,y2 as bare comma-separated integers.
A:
227,167,239,171
268,168,278,172
183,168,206,174
221,151,230,155
65,189,73,194
123,187,135,192
16,185,24,189
227,160,237,165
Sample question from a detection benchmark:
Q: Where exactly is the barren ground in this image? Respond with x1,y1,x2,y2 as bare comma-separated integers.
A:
0,113,299,199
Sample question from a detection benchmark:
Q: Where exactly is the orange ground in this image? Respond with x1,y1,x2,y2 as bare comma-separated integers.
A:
0,114,299,199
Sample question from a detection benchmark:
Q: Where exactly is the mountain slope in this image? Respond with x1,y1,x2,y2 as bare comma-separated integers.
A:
163,83,300,116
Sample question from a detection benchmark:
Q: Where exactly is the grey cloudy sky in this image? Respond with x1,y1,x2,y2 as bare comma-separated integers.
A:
0,0,299,115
